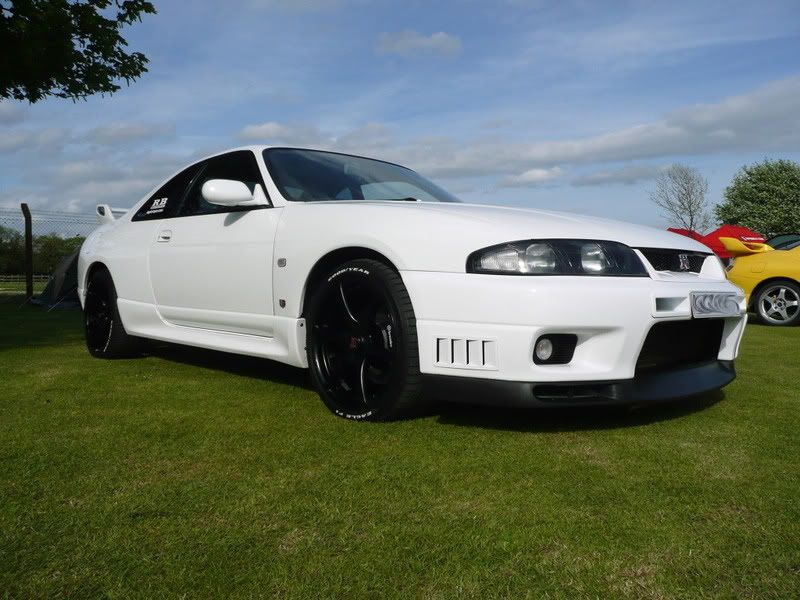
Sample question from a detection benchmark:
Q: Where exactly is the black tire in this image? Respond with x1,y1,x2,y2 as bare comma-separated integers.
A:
84,268,143,358
754,280,800,326
305,259,421,421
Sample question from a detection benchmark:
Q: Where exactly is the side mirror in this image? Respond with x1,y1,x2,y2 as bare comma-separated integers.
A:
202,179,262,207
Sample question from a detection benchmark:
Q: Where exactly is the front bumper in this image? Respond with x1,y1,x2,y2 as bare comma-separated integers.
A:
400,271,747,402
423,360,735,407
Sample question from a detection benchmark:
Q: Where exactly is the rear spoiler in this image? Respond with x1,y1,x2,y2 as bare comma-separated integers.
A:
96,204,130,224
719,236,772,256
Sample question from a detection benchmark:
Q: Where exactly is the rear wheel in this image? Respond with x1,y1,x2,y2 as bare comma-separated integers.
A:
305,259,421,421
84,268,142,357
755,280,800,326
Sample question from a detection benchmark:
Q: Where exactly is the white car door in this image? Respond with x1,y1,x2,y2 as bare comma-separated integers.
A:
148,150,280,337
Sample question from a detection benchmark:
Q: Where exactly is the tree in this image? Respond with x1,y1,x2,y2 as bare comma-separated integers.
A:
715,159,800,236
32,233,84,274
0,224,24,274
649,164,712,233
0,0,156,103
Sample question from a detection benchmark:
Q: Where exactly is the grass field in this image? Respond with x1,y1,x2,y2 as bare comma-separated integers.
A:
0,281,47,297
1,301,798,598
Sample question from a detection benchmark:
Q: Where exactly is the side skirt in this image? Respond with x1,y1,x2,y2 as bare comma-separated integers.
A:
117,298,308,368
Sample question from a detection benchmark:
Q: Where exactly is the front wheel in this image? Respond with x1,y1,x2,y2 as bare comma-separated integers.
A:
305,259,421,421
755,280,800,326
84,268,143,358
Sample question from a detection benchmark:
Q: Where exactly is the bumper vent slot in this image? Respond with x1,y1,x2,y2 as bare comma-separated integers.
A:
436,338,497,370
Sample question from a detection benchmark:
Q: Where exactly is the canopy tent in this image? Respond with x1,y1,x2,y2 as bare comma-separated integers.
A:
701,225,766,259
32,247,81,308
667,227,706,243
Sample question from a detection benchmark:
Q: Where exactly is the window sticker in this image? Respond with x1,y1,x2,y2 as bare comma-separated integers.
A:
146,197,168,215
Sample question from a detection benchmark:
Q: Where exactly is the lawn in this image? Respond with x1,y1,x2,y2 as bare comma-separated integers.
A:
1,300,798,599
0,281,46,296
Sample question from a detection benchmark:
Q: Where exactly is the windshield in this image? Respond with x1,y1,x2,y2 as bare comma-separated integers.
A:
263,148,460,203
768,234,800,249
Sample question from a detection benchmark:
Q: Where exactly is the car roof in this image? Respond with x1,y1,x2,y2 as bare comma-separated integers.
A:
195,145,411,171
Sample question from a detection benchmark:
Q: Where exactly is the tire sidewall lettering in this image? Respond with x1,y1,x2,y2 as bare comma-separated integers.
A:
327,266,370,283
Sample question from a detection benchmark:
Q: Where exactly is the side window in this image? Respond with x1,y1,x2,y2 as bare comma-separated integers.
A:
132,164,200,222
180,151,266,217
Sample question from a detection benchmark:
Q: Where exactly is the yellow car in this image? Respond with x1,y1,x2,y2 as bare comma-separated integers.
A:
722,237,800,326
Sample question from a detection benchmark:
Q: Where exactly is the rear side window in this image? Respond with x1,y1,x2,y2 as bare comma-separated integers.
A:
180,151,267,217
132,164,201,222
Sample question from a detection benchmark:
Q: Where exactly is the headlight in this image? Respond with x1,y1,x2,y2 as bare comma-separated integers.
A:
467,239,648,276
524,243,557,273
580,242,609,273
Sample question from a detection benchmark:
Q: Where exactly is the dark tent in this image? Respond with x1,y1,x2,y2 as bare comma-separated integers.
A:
32,246,81,308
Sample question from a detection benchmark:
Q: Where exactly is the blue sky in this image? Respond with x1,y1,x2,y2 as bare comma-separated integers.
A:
1,0,799,229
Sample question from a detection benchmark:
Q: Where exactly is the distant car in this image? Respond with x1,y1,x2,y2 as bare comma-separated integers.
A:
78,146,747,420
766,233,800,250
723,237,800,326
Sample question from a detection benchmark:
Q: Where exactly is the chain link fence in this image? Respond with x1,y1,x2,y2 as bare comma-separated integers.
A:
0,205,99,304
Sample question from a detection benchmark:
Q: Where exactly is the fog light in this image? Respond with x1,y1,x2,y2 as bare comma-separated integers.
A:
534,338,554,362
533,334,578,365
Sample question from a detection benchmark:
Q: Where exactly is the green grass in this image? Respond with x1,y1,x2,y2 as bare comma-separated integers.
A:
0,281,46,296
1,302,798,599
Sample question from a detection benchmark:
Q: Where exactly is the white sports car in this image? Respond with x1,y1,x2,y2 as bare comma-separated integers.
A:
79,146,747,420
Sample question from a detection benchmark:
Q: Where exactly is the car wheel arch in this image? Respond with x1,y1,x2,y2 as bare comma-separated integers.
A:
300,247,401,317
85,261,111,290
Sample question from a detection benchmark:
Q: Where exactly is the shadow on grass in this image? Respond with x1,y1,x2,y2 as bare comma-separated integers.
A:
433,390,725,433
0,301,84,350
0,302,742,433
146,342,313,391
144,341,724,431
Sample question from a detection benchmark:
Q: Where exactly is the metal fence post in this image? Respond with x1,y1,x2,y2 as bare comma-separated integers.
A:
21,203,33,301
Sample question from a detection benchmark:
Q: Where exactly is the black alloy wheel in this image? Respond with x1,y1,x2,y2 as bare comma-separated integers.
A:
306,259,421,421
84,268,142,358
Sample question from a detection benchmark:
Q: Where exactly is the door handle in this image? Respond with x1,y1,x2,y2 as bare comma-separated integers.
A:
157,230,172,242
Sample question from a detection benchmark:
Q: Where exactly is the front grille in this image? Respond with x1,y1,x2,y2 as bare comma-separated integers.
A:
638,248,708,273
533,383,616,402
636,319,724,374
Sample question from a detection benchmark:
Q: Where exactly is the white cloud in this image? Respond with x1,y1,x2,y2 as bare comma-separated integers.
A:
0,102,26,125
8,72,800,214
67,178,156,204
402,76,800,177
49,160,128,185
572,164,665,187
241,76,800,185
332,122,392,152
238,121,328,146
377,30,462,58
245,0,344,10
84,122,174,145
237,121,393,153
509,2,798,77
499,166,563,187
0,128,69,155
0,131,30,154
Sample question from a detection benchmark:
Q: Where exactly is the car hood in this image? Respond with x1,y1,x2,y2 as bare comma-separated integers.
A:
318,201,711,252
277,200,713,275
